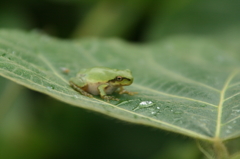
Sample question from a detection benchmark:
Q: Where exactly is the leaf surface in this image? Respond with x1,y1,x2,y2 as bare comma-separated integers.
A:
0,30,240,141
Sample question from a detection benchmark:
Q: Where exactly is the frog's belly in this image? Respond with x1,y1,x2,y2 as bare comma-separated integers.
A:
87,83,118,95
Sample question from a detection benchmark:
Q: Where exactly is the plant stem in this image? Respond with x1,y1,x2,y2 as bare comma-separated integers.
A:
213,139,229,159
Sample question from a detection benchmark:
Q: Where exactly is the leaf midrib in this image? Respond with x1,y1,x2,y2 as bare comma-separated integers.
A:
215,70,239,138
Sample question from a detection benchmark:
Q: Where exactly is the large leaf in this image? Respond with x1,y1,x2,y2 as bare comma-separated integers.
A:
0,30,240,142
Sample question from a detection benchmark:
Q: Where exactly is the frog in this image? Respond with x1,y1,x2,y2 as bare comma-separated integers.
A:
69,67,137,101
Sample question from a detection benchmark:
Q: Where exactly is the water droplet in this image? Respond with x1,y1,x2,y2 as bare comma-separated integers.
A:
74,95,78,98
233,120,237,124
174,110,183,114
157,107,160,109
132,101,154,111
226,130,231,134
46,86,54,91
139,101,154,106
12,51,15,54
151,111,156,115
227,126,232,129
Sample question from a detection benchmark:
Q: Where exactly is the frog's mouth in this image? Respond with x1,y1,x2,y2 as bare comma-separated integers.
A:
119,78,133,86
109,77,133,86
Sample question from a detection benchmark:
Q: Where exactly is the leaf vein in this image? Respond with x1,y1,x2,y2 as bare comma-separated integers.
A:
38,54,69,84
222,115,240,126
0,61,68,89
224,92,240,101
133,84,218,107
215,70,239,138
0,68,77,97
147,54,221,92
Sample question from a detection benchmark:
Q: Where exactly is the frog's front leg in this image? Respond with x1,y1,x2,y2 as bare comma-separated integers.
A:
98,84,119,101
69,81,93,98
118,86,137,95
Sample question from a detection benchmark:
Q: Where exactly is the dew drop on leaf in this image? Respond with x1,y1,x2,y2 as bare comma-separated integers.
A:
46,86,54,91
132,101,154,111
151,111,156,115
139,101,154,106
226,130,231,134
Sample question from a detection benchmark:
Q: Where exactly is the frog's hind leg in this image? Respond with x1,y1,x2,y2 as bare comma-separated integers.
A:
69,81,93,97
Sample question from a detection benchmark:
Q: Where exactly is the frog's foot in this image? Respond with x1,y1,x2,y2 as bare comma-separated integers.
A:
70,81,93,98
80,90,93,98
101,95,119,102
118,89,138,96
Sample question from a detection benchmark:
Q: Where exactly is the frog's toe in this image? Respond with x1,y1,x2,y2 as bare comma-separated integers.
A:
119,90,137,95
128,91,138,95
83,92,93,97
102,95,119,102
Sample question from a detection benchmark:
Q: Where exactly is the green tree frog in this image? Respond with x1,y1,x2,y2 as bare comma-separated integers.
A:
69,67,137,101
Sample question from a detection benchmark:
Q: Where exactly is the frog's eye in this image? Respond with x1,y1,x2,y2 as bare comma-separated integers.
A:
116,76,123,81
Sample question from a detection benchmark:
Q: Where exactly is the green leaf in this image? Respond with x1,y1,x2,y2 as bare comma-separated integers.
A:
0,29,240,142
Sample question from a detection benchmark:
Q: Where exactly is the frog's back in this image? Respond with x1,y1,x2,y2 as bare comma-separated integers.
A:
79,67,117,83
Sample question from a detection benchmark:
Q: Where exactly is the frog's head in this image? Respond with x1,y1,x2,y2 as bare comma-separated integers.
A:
110,69,133,86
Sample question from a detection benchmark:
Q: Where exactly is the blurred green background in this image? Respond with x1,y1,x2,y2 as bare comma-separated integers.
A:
1,0,240,158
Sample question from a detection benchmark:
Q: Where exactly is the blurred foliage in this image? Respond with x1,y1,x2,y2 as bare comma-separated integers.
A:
0,0,240,158
144,0,240,41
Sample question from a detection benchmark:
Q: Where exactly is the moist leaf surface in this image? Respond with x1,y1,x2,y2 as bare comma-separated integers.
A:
0,30,240,141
